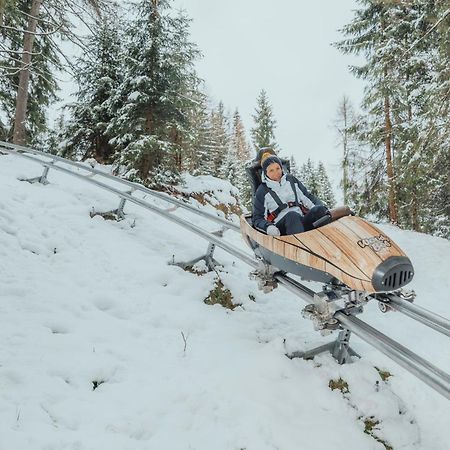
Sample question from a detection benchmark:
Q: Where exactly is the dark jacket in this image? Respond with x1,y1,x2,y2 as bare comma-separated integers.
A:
253,173,323,232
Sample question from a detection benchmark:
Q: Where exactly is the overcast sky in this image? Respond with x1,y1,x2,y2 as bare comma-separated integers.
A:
173,0,365,192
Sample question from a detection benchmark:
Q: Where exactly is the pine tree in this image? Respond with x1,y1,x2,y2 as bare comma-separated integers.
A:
221,145,238,186
45,111,67,155
289,155,300,178
207,102,230,177
335,1,449,236
300,158,319,196
334,0,408,224
180,88,210,175
398,1,450,237
232,109,250,163
58,15,123,161
225,109,251,208
1,0,106,146
316,161,336,208
384,1,437,232
298,158,337,206
108,0,201,186
0,0,61,145
334,95,360,205
250,89,277,153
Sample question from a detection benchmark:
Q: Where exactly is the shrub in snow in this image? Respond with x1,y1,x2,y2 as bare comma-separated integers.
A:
203,279,238,310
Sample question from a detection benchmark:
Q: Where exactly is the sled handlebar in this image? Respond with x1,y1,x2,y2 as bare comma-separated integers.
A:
312,205,353,229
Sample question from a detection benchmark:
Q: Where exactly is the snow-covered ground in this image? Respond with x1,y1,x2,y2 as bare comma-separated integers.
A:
0,153,449,450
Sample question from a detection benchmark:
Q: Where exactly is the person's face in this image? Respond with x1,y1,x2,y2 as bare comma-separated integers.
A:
266,162,282,182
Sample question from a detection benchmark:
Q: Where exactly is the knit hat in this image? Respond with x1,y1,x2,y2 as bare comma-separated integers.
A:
261,154,283,176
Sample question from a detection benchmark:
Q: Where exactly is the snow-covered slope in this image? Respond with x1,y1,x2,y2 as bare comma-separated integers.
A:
1,154,449,450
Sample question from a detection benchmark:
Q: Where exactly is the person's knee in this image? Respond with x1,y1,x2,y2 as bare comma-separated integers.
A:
283,211,304,234
284,211,301,223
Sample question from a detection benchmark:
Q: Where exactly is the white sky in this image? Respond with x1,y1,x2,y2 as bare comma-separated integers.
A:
173,0,365,188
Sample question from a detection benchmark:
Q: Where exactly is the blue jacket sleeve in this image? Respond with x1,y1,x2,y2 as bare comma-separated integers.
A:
253,185,272,232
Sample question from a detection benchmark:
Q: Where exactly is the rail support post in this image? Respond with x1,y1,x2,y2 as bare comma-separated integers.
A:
116,197,127,220
90,190,135,221
287,328,359,365
20,162,53,185
170,228,224,272
331,328,360,364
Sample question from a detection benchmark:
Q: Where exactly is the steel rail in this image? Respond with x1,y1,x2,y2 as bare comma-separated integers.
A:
275,273,316,302
274,274,450,399
3,142,450,400
4,151,258,269
337,314,450,400
381,295,450,338
0,141,240,232
2,139,447,332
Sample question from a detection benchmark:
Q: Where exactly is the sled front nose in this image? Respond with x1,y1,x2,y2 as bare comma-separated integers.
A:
372,256,414,292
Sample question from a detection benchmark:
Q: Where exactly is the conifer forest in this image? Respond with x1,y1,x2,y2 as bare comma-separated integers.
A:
1,0,448,237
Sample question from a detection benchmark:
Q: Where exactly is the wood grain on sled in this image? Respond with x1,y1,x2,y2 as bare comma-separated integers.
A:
240,213,408,293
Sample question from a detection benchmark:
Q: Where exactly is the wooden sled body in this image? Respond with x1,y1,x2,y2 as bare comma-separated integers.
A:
240,213,414,294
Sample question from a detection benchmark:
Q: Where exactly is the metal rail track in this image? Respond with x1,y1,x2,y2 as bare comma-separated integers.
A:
0,141,240,232
378,294,450,337
276,275,450,400
3,141,445,337
1,149,256,267
2,141,449,400
337,313,450,400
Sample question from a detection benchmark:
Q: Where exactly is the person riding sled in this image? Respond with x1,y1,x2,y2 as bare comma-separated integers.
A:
252,151,329,236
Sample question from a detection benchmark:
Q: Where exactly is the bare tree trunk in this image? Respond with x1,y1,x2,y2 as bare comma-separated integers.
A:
411,194,420,231
341,97,349,205
139,0,160,180
0,0,6,28
12,0,42,145
384,92,398,224
335,96,353,205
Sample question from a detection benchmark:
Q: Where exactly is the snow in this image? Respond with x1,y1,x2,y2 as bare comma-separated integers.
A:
178,173,239,207
0,153,449,450
128,91,142,102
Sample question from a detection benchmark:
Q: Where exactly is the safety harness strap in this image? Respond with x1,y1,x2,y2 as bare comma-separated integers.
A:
260,184,287,222
262,178,309,223
288,174,310,215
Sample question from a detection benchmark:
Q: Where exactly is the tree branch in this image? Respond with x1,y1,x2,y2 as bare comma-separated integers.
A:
180,331,188,354
0,23,62,36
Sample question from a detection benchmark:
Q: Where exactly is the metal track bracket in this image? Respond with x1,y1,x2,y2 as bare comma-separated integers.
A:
171,242,220,272
249,259,281,293
19,161,54,185
90,189,135,221
170,228,225,272
287,328,360,365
